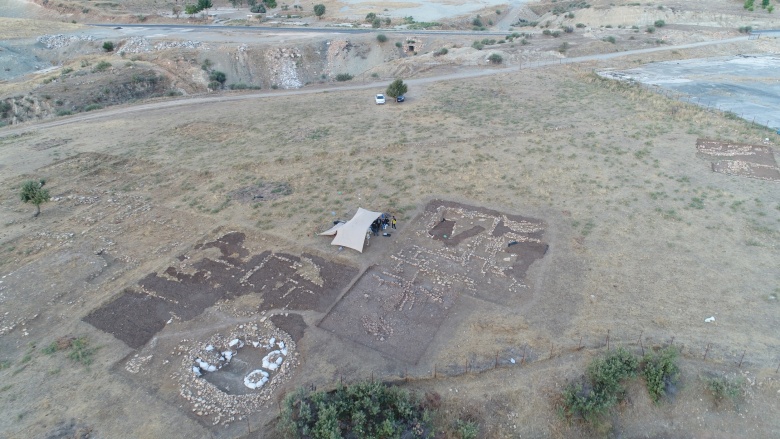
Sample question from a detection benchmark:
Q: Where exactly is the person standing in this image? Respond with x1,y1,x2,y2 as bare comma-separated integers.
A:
391,216,397,229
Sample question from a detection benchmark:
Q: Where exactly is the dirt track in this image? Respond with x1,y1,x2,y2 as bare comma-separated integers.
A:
0,35,749,142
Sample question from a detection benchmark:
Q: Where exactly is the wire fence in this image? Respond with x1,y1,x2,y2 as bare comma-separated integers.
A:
304,330,779,391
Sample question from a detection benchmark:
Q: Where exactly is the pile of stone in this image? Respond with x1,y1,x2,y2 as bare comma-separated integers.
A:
117,37,203,55
37,34,95,49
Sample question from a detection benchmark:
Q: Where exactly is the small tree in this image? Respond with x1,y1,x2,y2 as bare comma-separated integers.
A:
376,34,387,43
173,4,182,18
488,53,503,64
185,4,200,15
372,17,381,28
102,41,115,52
263,0,277,8
313,3,325,19
365,12,376,22
20,179,50,217
197,0,213,13
209,71,227,87
385,79,407,99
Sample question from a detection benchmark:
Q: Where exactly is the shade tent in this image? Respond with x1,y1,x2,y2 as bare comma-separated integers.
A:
320,208,383,253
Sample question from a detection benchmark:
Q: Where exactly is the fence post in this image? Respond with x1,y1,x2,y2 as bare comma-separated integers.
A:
738,350,746,368
703,343,711,361
606,330,610,351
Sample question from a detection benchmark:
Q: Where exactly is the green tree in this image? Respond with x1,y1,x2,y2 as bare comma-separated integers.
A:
313,3,325,19
263,0,277,9
197,0,212,13
209,71,227,86
20,179,50,217
385,78,408,99
376,34,387,43
185,4,200,14
102,41,115,52
372,17,381,28
365,12,376,22
488,53,503,64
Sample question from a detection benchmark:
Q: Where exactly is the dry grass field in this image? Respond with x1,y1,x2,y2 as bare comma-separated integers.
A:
2,54,778,437
1,0,780,437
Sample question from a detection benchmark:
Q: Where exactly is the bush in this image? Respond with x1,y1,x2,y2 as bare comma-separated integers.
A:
487,53,503,64
738,25,753,33
704,375,743,407
560,348,639,424
250,4,266,13
372,18,381,28
646,26,655,33
264,0,276,8
102,41,115,52
558,42,570,53
433,47,448,56
395,41,402,48
84,104,102,112
228,83,261,90
365,12,376,22
576,22,586,28
472,16,483,27
92,61,112,72
471,40,484,50
335,73,353,81
209,70,226,84
603,36,616,44
208,81,222,90
564,25,574,33
642,347,679,403
278,382,433,438
376,34,387,43
654,19,666,27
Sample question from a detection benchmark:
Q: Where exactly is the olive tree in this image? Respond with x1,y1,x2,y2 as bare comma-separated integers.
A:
20,179,50,217
385,79,408,99
313,4,325,19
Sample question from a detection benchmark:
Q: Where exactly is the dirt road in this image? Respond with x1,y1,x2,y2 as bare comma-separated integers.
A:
0,35,748,142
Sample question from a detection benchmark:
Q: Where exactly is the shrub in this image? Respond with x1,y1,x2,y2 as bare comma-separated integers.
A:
250,4,265,13
487,53,503,64
365,12,376,22
102,41,115,52
642,347,680,403
558,42,570,53
576,22,586,28
704,375,743,407
433,47,448,56
84,104,102,112
654,19,666,27
646,26,655,33
564,25,574,33
209,70,226,85
208,81,222,90
603,36,616,43
738,25,753,33
92,61,112,72
278,382,433,438
395,41,402,48
228,83,261,90
376,34,387,43
472,16,483,27
560,348,639,424
335,73,353,81
471,41,484,50
372,18,381,28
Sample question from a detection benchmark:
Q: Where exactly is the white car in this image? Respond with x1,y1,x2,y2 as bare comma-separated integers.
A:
375,94,386,104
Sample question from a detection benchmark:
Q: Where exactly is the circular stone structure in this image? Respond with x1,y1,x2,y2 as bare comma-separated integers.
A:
173,319,298,425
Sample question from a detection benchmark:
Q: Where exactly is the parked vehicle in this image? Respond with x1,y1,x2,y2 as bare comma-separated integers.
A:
396,95,405,103
375,94,385,104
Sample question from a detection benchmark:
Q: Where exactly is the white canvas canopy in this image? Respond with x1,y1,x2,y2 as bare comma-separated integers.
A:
320,208,383,253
